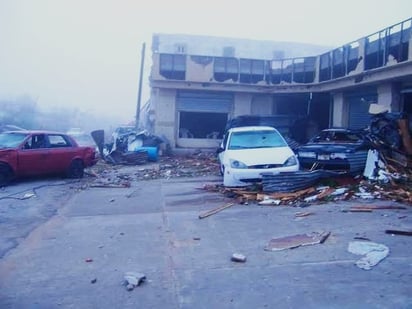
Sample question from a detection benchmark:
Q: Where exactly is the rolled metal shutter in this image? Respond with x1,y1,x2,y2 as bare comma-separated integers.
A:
177,91,233,113
347,94,377,129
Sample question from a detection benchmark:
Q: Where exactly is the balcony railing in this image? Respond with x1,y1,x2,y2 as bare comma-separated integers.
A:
156,17,412,86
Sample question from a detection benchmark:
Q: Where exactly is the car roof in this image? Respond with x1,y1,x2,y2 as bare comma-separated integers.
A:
228,126,277,133
1,130,68,135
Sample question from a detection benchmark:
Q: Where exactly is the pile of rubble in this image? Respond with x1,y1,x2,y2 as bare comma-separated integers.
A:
201,175,412,206
86,152,221,187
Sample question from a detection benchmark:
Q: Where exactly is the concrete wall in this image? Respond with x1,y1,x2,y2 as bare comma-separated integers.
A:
153,33,331,59
186,56,214,82
377,83,402,112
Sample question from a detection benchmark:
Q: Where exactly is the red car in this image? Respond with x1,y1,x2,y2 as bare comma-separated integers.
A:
0,130,98,186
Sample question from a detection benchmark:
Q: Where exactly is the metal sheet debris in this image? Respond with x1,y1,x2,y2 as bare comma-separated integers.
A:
385,229,412,236
264,231,330,251
348,241,389,270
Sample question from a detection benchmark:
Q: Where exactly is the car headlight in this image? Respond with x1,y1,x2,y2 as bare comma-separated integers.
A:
230,159,248,169
298,151,316,158
284,155,298,166
330,153,347,159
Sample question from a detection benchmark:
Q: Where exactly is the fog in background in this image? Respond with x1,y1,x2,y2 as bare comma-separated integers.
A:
0,0,411,133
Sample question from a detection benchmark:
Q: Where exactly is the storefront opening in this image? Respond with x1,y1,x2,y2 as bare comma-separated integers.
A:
179,112,227,139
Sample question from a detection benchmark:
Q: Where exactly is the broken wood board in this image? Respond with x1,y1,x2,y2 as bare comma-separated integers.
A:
349,205,407,211
264,231,331,251
198,203,235,219
256,187,316,201
294,211,314,218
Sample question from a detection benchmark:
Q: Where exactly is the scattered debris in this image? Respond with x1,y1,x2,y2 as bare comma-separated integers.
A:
123,272,146,291
231,253,247,263
22,192,36,199
353,236,371,241
294,211,314,218
348,241,389,270
92,128,168,166
264,231,330,251
385,229,412,236
258,198,281,205
198,202,235,219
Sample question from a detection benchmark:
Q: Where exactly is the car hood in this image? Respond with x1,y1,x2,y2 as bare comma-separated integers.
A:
223,147,295,165
298,142,362,153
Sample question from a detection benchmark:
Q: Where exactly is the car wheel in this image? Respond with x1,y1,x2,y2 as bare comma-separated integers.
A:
67,159,84,178
0,164,13,187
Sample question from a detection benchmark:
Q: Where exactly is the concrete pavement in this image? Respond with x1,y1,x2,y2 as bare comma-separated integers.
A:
0,175,411,308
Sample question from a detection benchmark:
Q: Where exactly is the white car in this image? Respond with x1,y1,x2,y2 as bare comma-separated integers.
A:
217,126,300,187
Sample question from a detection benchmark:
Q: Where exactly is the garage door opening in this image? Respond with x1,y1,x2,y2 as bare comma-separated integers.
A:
179,112,227,139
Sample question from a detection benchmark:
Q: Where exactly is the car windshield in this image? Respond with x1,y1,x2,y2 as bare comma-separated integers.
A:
0,132,29,148
312,131,363,143
228,130,287,149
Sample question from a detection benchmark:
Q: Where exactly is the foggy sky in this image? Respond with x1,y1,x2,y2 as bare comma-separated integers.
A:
0,0,411,126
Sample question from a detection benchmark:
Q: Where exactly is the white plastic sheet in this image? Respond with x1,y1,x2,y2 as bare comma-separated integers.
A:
348,241,389,270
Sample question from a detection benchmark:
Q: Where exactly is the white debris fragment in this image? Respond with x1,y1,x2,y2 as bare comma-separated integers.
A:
231,253,247,263
331,188,348,196
23,193,36,199
123,272,146,291
304,195,318,203
258,198,281,205
348,241,389,270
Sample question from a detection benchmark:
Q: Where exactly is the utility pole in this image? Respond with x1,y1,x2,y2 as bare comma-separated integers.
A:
135,42,146,130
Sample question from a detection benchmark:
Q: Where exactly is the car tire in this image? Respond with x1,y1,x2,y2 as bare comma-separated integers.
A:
67,159,84,178
0,164,13,187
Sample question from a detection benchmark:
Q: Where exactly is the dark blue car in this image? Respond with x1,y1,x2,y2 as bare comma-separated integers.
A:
297,128,370,174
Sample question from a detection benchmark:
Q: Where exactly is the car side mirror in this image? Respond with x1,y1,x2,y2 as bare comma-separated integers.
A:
216,146,224,154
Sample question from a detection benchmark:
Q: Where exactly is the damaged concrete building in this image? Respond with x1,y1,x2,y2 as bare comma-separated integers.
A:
146,18,412,151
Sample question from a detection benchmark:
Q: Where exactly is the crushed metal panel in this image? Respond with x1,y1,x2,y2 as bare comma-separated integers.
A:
261,170,341,193
264,231,330,251
347,151,369,173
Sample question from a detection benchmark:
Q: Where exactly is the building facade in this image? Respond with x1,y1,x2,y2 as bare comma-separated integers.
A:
147,19,412,150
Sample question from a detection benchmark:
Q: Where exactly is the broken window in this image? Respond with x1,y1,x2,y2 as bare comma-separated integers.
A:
365,31,386,70
239,59,265,84
159,53,186,80
319,52,332,82
213,57,239,82
332,48,345,79
178,112,227,139
347,41,360,73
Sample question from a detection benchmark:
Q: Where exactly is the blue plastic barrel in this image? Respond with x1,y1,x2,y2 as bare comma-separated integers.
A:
134,146,158,161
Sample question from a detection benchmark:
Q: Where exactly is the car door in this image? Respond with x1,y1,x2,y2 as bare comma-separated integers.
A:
46,134,78,173
17,133,53,176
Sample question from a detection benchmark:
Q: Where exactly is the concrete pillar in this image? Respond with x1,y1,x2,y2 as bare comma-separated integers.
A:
153,88,177,147
377,83,401,112
332,93,347,127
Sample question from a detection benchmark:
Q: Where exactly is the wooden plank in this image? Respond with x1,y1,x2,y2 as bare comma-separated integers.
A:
198,203,235,219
